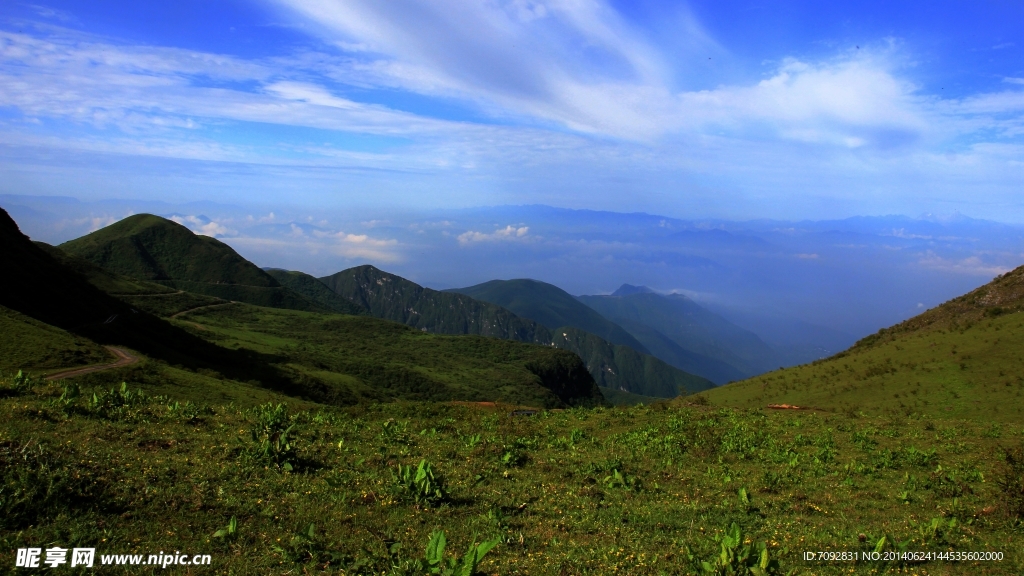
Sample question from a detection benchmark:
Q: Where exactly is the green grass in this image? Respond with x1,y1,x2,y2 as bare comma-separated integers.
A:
2,376,1022,574
701,265,1024,422
118,290,226,317
0,305,110,372
598,386,666,406
68,357,320,409
175,303,605,408
700,309,1024,422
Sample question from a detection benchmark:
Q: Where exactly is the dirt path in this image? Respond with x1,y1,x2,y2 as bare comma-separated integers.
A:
170,301,236,319
46,346,139,381
110,290,184,297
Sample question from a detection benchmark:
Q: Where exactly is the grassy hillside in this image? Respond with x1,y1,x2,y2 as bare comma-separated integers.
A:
554,327,714,397
36,241,178,296
596,386,665,406
579,289,780,380
0,207,351,393
0,305,110,372
322,266,713,398
59,214,320,312
448,279,650,353
2,378,1021,574
173,303,605,408
36,242,227,317
265,268,366,315
700,265,1024,421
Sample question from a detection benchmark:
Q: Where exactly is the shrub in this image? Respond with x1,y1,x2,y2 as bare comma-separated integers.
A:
244,403,297,471
390,530,499,576
1000,444,1024,519
686,522,781,575
394,459,449,506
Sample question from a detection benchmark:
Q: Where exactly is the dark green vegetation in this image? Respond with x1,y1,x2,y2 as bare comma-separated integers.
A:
323,266,714,398
320,265,549,343
60,214,320,311
449,278,650,352
0,306,110,372
579,286,779,384
266,268,367,315
702,265,1024,422
2,375,1022,574
173,303,605,408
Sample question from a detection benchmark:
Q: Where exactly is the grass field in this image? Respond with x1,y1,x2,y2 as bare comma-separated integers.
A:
0,305,111,373
2,372,1022,574
171,303,604,408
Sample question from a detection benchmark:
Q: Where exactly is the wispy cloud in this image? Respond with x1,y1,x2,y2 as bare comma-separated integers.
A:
170,214,235,237
917,252,1010,276
457,225,531,244
2,5,1024,220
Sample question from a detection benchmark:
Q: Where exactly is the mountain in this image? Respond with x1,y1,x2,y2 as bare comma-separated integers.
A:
0,207,296,381
698,265,1024,420
320,266,714,397
1,208,605,408
605,317,748,384
320,265,550,343
446,279,650,353
265,268,366,316
552,327,712,397
612,284,654,296
578,288,780,382
59,214,319,311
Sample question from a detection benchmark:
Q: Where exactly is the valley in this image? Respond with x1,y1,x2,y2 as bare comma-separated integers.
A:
2,208,1023,574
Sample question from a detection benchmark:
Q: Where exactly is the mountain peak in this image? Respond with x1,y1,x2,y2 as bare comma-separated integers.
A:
612,284,654,297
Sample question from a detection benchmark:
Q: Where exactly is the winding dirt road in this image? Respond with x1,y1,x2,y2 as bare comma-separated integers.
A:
45,346,139,381
170,301,236,319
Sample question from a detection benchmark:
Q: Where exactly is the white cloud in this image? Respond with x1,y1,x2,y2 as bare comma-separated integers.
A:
916,253,1009,276
229,228,401,262
170,215,235,237
457,225,530,244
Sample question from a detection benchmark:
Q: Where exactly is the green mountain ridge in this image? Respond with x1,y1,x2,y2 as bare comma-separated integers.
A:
578,289,780,382
609,316,748,384
446,278,650,353
265,268,367,316
319,266,714,397
59,214,320,312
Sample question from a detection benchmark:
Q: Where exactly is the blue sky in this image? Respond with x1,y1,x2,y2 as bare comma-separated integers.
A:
2,0,1024,221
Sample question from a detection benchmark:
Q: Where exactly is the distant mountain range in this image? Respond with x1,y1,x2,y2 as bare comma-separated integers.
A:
447,279,650,353
315,266,714,398
6,207,1024,419
579,286,780,383
440,277,783,385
